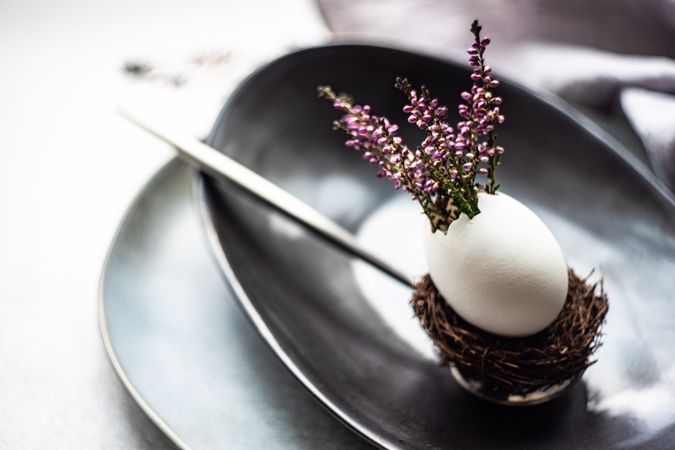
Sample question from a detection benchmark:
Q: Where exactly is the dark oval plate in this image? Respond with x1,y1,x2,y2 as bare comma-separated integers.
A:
198,45,675,449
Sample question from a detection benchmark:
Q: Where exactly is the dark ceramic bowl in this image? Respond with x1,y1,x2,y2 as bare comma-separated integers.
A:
199,45,675,449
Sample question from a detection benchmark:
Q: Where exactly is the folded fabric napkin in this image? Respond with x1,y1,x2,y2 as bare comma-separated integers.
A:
318,0,675,191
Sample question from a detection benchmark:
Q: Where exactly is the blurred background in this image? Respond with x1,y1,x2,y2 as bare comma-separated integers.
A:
1,0,673,448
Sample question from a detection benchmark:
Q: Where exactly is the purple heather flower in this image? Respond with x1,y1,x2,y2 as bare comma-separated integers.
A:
318,19,504,231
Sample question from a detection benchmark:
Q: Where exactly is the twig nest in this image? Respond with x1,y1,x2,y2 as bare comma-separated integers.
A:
422,192,568,337
411,270,608,396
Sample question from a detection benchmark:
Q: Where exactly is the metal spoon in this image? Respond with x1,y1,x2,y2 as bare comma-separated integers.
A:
117,106,416,288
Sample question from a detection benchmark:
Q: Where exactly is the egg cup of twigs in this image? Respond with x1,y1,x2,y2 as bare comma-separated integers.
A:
412,269,609,405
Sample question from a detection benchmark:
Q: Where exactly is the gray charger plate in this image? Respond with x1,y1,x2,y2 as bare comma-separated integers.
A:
199,45,675,449
98,159,370,449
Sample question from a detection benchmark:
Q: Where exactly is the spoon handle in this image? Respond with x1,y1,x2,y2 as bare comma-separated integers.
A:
117,106,416,288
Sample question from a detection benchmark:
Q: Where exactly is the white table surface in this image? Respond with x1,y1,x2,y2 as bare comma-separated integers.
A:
0,1,327,448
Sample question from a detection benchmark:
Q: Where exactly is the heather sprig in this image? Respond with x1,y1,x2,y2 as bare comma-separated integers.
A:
318,20,505,233
464,19,505,194
317,86,450,228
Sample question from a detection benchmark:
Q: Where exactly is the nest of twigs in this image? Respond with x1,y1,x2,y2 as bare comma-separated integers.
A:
411,269,609,395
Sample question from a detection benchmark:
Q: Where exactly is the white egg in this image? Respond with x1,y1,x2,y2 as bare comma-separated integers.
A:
422,192,568,337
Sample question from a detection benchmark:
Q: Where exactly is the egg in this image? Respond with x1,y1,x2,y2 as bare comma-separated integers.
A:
422,192,568,337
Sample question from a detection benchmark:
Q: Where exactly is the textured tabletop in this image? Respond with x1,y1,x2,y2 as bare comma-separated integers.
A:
0,1,326,448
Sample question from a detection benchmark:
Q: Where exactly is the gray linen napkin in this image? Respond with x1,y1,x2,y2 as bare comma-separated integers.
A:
318,0,675,191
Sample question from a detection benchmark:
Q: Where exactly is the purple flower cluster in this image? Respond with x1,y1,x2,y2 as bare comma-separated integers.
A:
318,20,505,232
456,20,505,192
321,88,437,198
402,86,454,166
